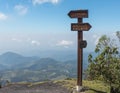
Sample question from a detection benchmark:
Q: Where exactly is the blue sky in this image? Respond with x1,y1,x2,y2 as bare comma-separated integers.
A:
0,0,120,55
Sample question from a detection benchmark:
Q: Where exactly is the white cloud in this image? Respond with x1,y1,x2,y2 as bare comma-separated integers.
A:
32,0,60,5
31,40,40,46
111,32,116,38
92,34,100,45
56,40,73,48
12,37,40,46
12,38,22,42
14,5,28,16
95,37,100,45
0,13,8,20
93,34,98,39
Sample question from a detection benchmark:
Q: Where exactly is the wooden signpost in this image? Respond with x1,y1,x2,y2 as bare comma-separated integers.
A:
68,10,91,92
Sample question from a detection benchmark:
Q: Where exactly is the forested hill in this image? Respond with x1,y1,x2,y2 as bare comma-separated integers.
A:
0,51,89,82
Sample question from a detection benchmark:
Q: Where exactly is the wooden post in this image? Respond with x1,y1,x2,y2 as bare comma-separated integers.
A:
68,9,91,92
77,18,83,91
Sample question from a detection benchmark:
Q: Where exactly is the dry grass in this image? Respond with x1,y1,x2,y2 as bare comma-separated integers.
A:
54,79,110,93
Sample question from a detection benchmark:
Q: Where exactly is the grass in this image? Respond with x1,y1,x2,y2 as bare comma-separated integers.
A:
54,79,110,93
16,81,47,87
11,79,110,93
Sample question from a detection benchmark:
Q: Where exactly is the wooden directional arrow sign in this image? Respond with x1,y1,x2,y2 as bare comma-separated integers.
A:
71,23,91,31
68,10,88,18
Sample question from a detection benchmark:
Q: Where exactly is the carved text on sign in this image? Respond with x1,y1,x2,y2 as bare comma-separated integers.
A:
71,23,91,31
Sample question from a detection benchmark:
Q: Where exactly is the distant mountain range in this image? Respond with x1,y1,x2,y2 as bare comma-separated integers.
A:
0,51,90,82
0,52,40,68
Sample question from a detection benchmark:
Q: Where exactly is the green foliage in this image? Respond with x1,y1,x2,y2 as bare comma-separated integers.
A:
116,31,120,42
87,32,120,93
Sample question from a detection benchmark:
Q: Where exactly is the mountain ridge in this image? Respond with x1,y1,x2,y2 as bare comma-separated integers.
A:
0,51,89,82
0,51,40,67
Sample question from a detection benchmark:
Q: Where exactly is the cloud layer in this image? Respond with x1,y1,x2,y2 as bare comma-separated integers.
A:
0,13,8,20
31,40,40,46
14,5,28,16
32,0,60,5
56,40,73,48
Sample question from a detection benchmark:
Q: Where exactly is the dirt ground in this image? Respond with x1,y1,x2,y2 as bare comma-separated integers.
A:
0,82,71,93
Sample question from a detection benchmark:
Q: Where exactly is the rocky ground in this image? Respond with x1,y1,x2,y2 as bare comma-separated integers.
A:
0,82,71,93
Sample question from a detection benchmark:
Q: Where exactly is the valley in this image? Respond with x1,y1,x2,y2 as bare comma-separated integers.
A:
0,51,89,83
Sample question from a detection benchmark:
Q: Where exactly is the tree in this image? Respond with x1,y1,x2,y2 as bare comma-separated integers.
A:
116,31,120,57
0,75,3,88
116,31,120,42
87,33,120,93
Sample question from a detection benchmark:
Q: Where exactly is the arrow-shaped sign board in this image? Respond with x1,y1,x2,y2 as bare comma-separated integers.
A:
68,10,88,18
71,23,91,31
